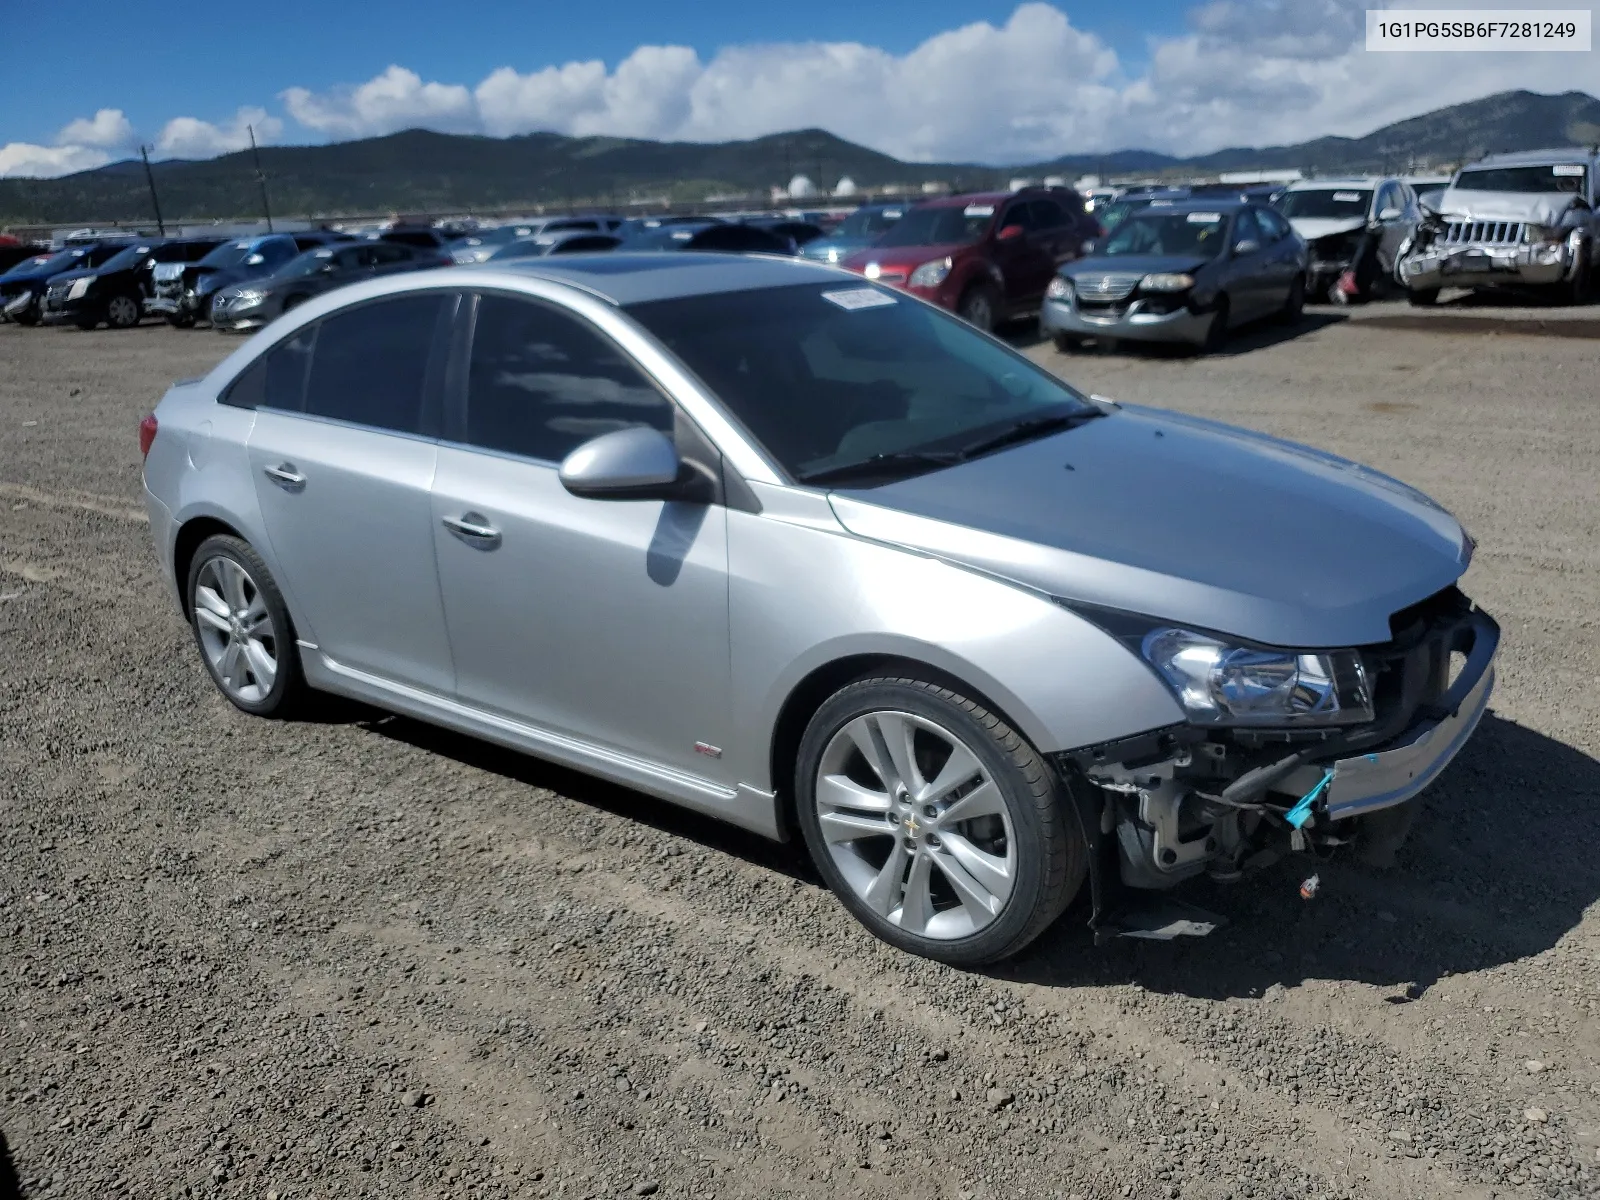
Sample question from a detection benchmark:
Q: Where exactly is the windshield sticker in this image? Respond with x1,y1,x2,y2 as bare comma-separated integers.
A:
1552,164,1585,176
883,209,903,219
1331,191,1363,201
821,287,898,311
963,204,995,217
314,248,334,257
1186,212,1223,223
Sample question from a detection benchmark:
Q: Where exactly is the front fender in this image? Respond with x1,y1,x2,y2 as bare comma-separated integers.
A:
727,487,1185,793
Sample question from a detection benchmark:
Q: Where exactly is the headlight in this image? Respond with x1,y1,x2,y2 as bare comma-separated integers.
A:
1141,628,1373,727
1045,275,1073,301
908,257,952,287
68,275,95,300
1140,273,1194,292
1523,224,1561,245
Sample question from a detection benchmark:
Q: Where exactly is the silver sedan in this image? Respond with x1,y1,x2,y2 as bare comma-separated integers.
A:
141,254,1497,964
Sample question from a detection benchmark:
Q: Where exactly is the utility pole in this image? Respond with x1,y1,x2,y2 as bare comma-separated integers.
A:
248,124,273,232
139,146,166,235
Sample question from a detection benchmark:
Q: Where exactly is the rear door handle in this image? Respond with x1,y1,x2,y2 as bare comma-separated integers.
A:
263,463,305,490
442,512,502,548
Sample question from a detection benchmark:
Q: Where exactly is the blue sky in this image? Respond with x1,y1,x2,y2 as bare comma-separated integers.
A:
3,0,1596,177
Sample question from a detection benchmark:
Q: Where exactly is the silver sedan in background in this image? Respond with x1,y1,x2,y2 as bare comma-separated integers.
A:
140,255,1497,964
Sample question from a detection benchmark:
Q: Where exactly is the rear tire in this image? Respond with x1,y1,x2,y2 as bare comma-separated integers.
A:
185,534,307,719
1406,287,1439,307
795,674,1087,966
957,283,999,333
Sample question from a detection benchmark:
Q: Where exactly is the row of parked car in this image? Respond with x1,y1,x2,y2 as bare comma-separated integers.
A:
4,146,1592,345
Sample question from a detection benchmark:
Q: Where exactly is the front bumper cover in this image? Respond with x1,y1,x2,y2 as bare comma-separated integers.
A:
1402,241,1575,290
1042,295,1212,345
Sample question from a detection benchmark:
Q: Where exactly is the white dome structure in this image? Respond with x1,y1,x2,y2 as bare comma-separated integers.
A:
787,174,818,199
832,176,858,197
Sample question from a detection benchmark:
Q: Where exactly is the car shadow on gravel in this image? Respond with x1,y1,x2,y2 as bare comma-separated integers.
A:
354,712,816,883
1009,713,1600,1000
1008,312,1348,359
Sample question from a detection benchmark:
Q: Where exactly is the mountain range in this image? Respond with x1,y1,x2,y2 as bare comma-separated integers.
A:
2,88,1597,228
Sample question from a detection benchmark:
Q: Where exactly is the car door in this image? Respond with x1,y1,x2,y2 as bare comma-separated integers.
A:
989,199,1045,309
367,242,418,277
430,290,735,783
1221,209,1269,319
1027,198,1079,276
244,291,459,694
1251,206,1298,308
1372,182,1410,272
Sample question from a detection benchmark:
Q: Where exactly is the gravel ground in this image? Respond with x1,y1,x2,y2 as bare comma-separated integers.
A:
1,310,1597,1200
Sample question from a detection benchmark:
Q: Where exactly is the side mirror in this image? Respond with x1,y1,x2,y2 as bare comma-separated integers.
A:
559,426,688,501
1080,238,1098,255
997,224,1025,241
1378,206,1402,222
1232,239,1259,257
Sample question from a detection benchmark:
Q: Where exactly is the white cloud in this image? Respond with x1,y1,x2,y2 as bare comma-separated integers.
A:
282,65,476,139
157,107,284,158
0,142,112,178
6,2,1600,177
56,108,135,150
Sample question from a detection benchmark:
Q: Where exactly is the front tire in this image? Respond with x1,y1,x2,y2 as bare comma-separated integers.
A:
1406,287,1439,307
1051,331,1083,353
186,535,306,718
795,675,1086,966
166,312,196,328
957,283,998,333
106,293,141,329
1276,274,1306,324
1198,295,1230,354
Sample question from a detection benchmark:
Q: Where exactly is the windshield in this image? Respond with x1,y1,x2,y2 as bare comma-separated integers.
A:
1094,200,1143,232
1098,211,1229,257
276,248,339,278
98,245,155,273
834,206,904,239
199,240,255,268
625,281,1093,483
488,240,552,260
1273,189,1372,219
5,249,80,277
1455,165,1589,194
873,204,993,248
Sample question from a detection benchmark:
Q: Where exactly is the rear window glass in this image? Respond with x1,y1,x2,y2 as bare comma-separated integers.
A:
1455,165,1589,194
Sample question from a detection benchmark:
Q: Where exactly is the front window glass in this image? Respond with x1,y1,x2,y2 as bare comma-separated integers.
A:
625,282,1092,483
1272,189,1373,219
1098,211,1229,257
873,205,994,248
463,294,673,463
1455,165,1589,194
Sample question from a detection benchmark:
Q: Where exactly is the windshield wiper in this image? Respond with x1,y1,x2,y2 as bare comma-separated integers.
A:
954,407,1106,460
797,449,964,486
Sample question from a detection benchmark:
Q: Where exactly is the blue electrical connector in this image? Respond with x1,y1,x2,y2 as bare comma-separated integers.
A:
1284,768,1334,830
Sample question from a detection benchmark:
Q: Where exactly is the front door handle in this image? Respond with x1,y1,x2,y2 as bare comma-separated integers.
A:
442,512,502,548
263,463,305,490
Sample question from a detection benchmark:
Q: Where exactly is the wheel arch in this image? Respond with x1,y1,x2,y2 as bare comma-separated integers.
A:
767,651,1040,841
172,516,247,618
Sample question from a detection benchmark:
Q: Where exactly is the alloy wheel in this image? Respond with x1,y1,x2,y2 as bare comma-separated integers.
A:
192,555,279,704
813,710,1015,940
107,295,140,328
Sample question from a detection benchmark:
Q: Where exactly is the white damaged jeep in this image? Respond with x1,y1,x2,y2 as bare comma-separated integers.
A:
1397,148,1597,305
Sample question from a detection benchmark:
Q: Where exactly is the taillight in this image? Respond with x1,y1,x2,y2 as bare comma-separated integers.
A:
139,413,158,459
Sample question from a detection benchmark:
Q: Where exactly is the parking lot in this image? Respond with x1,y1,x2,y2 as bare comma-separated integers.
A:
1,310,1598,1200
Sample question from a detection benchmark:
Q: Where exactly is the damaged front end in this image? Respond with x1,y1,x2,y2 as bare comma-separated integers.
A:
1059,587,1498,941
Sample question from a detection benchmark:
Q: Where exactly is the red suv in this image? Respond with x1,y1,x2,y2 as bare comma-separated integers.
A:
841,188,1097,330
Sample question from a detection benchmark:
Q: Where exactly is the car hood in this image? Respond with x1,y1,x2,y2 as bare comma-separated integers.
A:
1064,254,1210,278
845,242,972,271
1437,189,1578,224
827,404,1471,648
1288,217,1368,242
3,261,83,284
